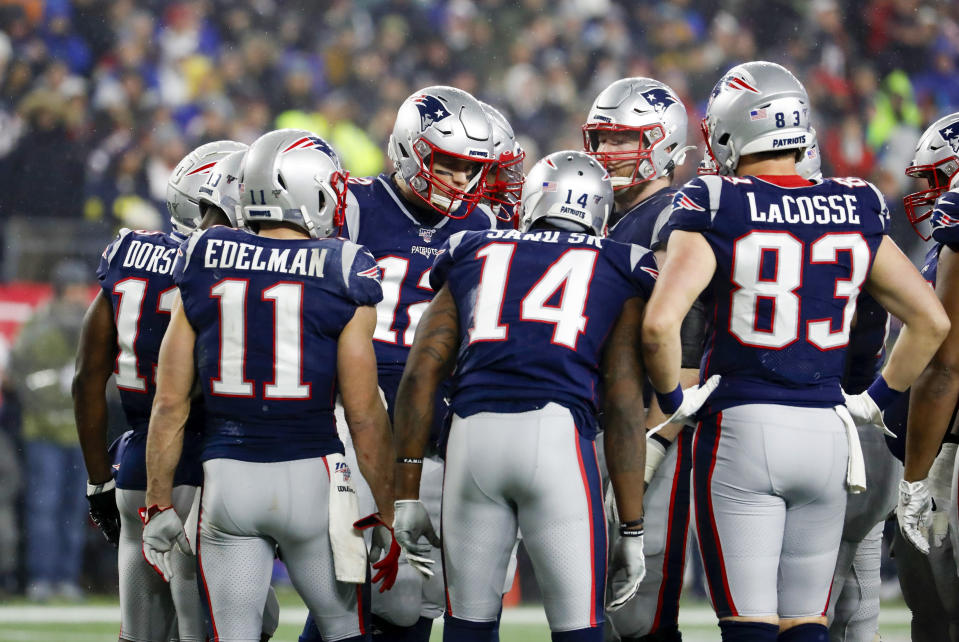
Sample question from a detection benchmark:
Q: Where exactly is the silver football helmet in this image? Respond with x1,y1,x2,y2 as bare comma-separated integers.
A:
480,101,525,223
238,129,349,239
197,148,248,227
904,112,959,240
388,85,496,218
167,140,248,234
795,128,822,180
702,61,811,175
582,77,694,190
518,150,613,236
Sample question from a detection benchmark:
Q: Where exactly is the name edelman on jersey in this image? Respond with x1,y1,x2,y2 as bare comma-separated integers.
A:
203,238,327,277
746,192,861,225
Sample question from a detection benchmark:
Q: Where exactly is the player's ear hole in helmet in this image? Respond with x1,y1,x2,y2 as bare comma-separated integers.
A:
238,129,349,239
518,150,613,237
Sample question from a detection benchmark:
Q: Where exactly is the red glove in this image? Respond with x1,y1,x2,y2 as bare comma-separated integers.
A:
354,513,401,592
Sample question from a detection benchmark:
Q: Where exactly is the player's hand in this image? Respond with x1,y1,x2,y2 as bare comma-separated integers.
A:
896,479,933,555
393,499,441,578
354,513,401,592
928,443,957,548
841,389,895,437
607,529,646,611
86,479,120,547
139,504,190,582
660,374,721,427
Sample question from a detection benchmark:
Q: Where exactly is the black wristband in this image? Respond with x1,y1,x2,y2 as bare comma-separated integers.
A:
620,517,644,529
619,525,645,537
649,432,672,449
396,457,423,465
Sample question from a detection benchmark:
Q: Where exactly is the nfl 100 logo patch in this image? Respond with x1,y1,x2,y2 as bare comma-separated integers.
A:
334,461,351,482
418,228,436,243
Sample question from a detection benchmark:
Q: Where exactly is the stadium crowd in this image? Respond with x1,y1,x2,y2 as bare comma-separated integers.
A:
0,0,958,603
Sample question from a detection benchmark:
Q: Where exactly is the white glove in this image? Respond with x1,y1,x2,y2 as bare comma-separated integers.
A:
607,531,646,611
140,505,190,582
644,436,668,486
896,479,933,555
841,389,895,437
659,375,721,427
393,500,440,578
928,443,957,547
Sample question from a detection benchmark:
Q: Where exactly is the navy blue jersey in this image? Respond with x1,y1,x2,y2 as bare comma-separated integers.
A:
931,188,959,251
669,174,889,413
343,174,497,376
882,235,959,462
173,226,382,463
607,187,676,251
842,293,889,395
431,228,658,439
97,228,203,489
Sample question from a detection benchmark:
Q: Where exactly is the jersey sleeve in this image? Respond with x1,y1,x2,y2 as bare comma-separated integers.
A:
340,240,383,306
931,189,959,250
172,229,207,287
429,230,469,291
96,228,133,286
650,201,674,250
628,244,659,300
667,175,721,233
863,180,891,237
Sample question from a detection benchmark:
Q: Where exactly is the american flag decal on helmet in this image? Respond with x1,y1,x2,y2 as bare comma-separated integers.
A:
675,192,705,211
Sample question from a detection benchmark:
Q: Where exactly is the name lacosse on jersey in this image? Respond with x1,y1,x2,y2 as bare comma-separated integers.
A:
173,225,382,464
342,174,498,373
430,227,658,438
97,228,203,489
668,174,890,412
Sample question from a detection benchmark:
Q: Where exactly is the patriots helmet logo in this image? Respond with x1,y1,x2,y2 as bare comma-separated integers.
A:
413,94,452,132
282,135,336,157
938,122,959,154
642,88,677,114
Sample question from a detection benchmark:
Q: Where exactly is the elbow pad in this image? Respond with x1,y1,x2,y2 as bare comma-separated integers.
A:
680,299,707,369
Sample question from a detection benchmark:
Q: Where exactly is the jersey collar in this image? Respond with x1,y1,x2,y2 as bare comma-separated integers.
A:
752,174,814,188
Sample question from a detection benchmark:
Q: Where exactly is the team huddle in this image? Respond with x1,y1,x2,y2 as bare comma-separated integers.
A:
70,59,959,642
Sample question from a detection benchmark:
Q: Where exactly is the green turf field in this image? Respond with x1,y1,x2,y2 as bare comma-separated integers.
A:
0,589,915,641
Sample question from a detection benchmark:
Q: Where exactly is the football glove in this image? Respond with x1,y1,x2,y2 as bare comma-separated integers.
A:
86,478,120,547
896,478,933,555
607,529,646,611
354,513,401,592
393,499,441,578
841,389,895,437
659,375,721,427
140,504,190,582
928,443,957,548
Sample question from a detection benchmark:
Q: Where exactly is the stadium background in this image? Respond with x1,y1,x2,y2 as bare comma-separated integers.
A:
0,0,956,639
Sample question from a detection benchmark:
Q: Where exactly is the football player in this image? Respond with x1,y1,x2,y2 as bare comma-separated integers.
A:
390,150,717,642
141,130,399,641
299,85,502,642
74,140,245,642
888,112,959,642
642,61,949,642
480,101,525,227
583,77,700,642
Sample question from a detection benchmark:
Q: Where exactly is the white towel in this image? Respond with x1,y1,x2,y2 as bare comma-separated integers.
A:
835,405,866,494
326,453,367,583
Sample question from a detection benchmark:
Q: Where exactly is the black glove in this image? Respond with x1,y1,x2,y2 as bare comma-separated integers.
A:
87,479,121,547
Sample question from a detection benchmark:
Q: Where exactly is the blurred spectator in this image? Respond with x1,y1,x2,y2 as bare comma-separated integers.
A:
10,260,91,602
